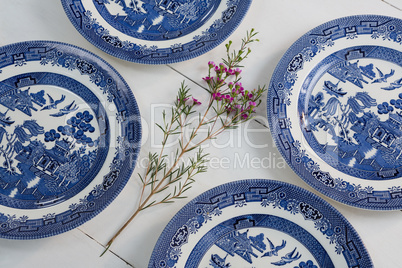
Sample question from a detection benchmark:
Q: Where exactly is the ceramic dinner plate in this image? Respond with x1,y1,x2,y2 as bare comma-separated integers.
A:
61,0,252,64
268,15,402,210
148,179,372,267
0,40,141,239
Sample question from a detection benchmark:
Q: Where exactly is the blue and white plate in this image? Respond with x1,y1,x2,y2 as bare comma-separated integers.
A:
61,0,251,64
268,15,402,210
148,179,372,268
0,40,141,239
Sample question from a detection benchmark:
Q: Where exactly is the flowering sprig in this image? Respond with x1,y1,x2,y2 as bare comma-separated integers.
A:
101,29,266,256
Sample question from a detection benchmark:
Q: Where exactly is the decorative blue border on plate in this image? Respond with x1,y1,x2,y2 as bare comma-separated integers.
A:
0,41,141,239
267,15,402,210
92,0,221,42
148,179,372,268
60,0,252,64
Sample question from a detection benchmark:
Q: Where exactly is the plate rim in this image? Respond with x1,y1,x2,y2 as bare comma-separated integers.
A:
148,178,372,267
267,14,402,211
60,0,253,64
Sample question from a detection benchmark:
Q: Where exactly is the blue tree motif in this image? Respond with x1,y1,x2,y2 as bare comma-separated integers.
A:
68,111,95,145
307,92,324,118
45,111,96,147
0,120,44,174
56,151,95,186
177,2,200,22
44,129,60,142
310,91,376,143
377,102,394,114
43,110,98,187
294,260,318,268
381,93,402,113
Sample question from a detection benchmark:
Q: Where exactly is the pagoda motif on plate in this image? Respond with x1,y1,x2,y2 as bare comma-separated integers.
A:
303,51,402,181
0,83,99,209
96,0,219,40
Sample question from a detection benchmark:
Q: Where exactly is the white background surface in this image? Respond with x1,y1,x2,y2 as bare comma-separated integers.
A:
0,1,402,267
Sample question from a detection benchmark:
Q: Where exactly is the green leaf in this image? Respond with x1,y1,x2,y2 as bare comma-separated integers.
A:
138,174,145,184
141,200,156,210
174,195,188,199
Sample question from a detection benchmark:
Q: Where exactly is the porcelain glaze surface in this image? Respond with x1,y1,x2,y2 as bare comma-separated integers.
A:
268,15,402,210
0,41,141,239
61,0,252,64
148,179,372,268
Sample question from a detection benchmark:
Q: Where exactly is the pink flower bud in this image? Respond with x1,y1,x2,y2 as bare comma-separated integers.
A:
227,69,235,76
192,97,201,105
212,92,223,101
234,68,242,75
202,76,213,82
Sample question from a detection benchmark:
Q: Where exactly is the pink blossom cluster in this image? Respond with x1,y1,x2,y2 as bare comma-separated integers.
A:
203,61,261,121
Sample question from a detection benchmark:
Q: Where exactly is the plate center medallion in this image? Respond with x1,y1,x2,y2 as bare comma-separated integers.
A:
300,46,402,181
0,72,109,209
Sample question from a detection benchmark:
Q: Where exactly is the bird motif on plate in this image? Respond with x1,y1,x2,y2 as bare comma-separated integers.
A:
261,238,286,257
381,77,402,90
50,101,79,117
372,68,395,84
40,94,66,111
0,110,14,127
270,247,301,266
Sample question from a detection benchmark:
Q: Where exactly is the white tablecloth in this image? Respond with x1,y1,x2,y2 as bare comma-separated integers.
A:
0,1,401,267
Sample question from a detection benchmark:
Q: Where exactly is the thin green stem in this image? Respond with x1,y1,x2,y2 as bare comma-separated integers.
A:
100,29,266,257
